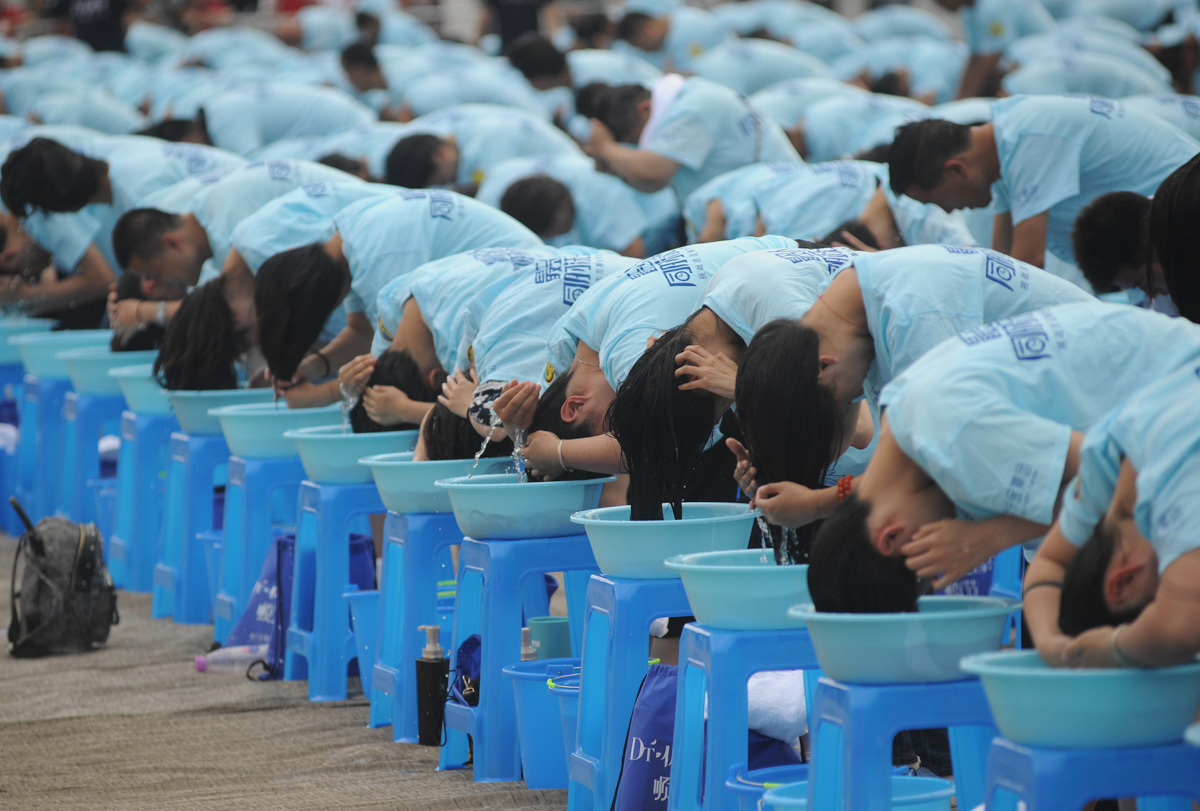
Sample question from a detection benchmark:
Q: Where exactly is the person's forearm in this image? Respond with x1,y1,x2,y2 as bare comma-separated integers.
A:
320,316,374,369
1023,554,1067,647
595,143,675,193
1116,601,1200,668
7,245,113,314
562,433,624,475
955,53,1001,100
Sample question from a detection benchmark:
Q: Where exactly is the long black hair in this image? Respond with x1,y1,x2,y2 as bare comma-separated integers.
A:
110,274,166,352
153,280,245,390
736,319,844,562
1148,151,1200,322
350,350,442,433
255,243,345,382
1058,521,1145,636
608,319,738,521
420,403,514,461
0,138,105,216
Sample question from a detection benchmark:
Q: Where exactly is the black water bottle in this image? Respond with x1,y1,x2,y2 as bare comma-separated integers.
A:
415,624,449,746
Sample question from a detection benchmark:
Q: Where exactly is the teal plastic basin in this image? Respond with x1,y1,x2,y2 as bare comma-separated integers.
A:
961,650,1200,748
0,317,55,364
11,329,110,378
284,424,417,484
167,388,275,435
436,473,614,539
211,402,342,458
1187,723,1200,747
761,776,954,810
360,452,511,514
547,672,581,769
570,502,755,579
59,347,159,395
109,363,171,415
665,549,810,630
788,596,1018,684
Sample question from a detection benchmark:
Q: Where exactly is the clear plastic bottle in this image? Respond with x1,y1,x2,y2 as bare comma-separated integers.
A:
194,643,269,675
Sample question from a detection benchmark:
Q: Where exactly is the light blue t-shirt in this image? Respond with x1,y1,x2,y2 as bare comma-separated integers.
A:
334,191,542,326
880,302,1200,524
875,164,980,248
962,0,1056,54
1007,30,1172,85
463,251,637,385
176,26,298,70
200,83,378,157
989,95,1200,267
28,89,146,135
400,66,546,120
1057,363,1200,572
370,245,572,361
755,160,882,242
700,246,857,343
690,39,832,97
849,5,952,42
854,37,968,105
475,155,646,253
651,7,734,73
566,49,661,88
643,77,800,202
1001,53,1172,99
1121,94,1200,141
748,77,869,130
801,93,930,163
545,235,796,389
683,161,807,241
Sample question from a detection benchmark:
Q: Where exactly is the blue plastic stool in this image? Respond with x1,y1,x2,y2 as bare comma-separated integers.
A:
567,575,693,811
984,737,1200,811
439,534,599,782
670,624,823,811
990,546,1025,648
59,391,124,527
371,511,459,741
212,455,305,644
345,584,379,698
152,432,229,623
808,676,996,811
0,362,26,535
16,375,72,520
284,480,383,701
109,411,178,593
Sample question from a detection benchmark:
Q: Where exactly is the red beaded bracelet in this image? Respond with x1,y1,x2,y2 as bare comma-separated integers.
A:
837,475,854,503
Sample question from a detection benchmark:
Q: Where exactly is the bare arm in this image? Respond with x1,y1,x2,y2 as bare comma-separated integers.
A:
620,236,646,259
955,53,1003,100
1,245,112,314
1008,211,1049,269
1023,523,1077,665
585,119,680,193
991,211,1013,255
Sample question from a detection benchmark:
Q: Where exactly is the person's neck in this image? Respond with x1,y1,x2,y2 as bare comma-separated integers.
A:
689,307,744,363
181,213,213,263
90,164,113,206
806,270,870,357
969,122,1001,185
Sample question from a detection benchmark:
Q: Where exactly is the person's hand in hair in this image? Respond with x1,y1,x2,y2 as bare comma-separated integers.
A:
338,354,376,400
901,518,999,591
726,437,759,499
108,295,145,341
1062,625,1126,669
493,379,540,432
584,119,618,165
676,344,737,399
752,480,823,529
524,430,566,481
280,381,335,409
831,230,880,252
362,384,412,427
438,368,478,420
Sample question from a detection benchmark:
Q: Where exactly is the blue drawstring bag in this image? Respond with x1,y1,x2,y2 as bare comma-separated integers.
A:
450,633,482,706
613,663,678,810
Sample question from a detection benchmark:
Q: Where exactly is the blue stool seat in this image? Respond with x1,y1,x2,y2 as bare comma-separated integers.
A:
152,432,229,623
371,511,459,741
670,624,822,811
439,534,599,782
809,676,996,811
284,480,383,701
110,411,178,593
59,390,124,529
568,575,693,811
16,375,72,520
985,737,1200,811
212,455,305,644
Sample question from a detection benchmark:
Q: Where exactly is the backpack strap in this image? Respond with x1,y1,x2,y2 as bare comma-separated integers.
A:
7,530,65,656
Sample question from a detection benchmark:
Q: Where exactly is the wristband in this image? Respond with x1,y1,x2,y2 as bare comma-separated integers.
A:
314,350,332,377
1021,580,1063,597
155,300,167,326
557,438,574,472
1110,623,1140,668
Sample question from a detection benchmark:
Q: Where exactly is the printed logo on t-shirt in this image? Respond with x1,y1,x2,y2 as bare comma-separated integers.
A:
1089,97,1116,119
266,161,292,181
545,363,555,383
958,311,1056,361
303,183,329,197
942,245,979,255
625,251,697,286
988,20,1005,37
984,254,1017,291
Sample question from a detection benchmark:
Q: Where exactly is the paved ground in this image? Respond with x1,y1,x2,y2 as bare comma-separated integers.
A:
0,533,566,810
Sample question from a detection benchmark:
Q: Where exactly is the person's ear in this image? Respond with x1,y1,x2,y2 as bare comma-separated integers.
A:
162,231,184,252
561,393,587,424
873,522,905,556
1105,557,1148,610
646,334,659,349
636,98,652,120
817,353,836,374
425,367,442,392
942,158,970,181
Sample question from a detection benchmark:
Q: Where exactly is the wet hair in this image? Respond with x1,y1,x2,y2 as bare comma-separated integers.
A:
0,138,105,216
112,208,182,271
1071,192,1151,294
887,119,971,196
499,176,574,238
137,119,203,142
808,494,924,613
589,84,652,144
317,152,368,178
853,142,892,164
736,319,844,562
421,402,514,460
385,134,443,188
616,12,655,44
1058,522,1146,637
527,366,596,442
154,280,244,390
1148,152,1200,322
608,318,741,521
820,219,881,250
349,350,440,433
506,33,567,80
255,243,345,382
109,273,165,352
341,41,379,71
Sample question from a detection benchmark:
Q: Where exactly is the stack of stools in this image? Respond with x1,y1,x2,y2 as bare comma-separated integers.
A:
568,575,693,810
439,534,599,781
58,388,125,527
109,408,178,592
17,374,75,520
0,359,26,535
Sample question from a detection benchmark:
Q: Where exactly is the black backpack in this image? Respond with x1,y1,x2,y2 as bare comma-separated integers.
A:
7,497,118,657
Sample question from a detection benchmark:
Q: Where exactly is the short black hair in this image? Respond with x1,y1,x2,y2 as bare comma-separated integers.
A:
255,243,346,382
137,118,204,142
0,137,106,216
317,152,367,177
574,82,611,120
385,133,443,188
1058,522,1146,637
572,13,614,48
349,350,437,432
341,41,379,71
1148,151,1200,322
616,12,655,43
888,119,971,196
499,175,574,238
112,208,182,271
808,494,924,613
820,219,882,249
506,33,568,80
868,71,908,97
1071,191,1151,293
587,83,652,143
